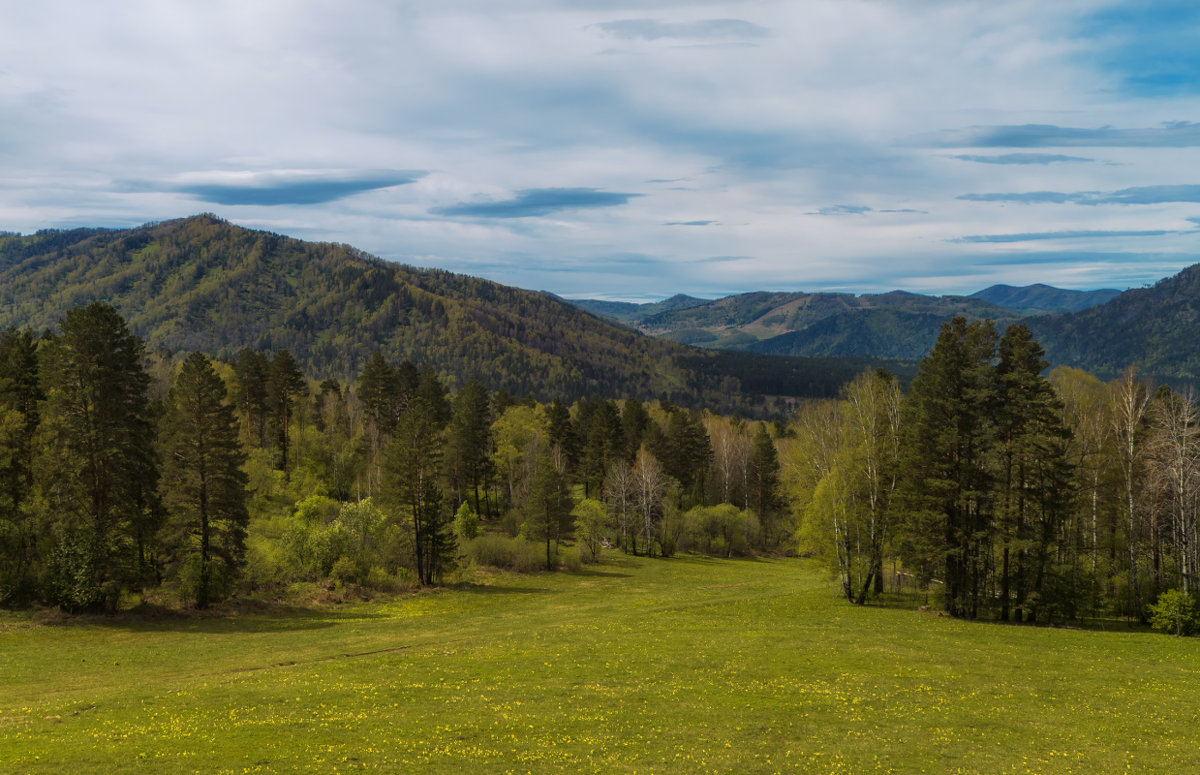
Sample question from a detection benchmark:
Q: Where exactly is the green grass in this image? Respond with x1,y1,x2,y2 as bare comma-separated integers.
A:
3,556,1200,773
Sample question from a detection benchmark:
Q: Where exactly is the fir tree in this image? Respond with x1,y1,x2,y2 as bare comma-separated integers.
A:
39,303,159,611
160,353,249,608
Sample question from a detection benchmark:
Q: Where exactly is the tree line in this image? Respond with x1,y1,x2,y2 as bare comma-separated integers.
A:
788,316,1200,626
0,303,785,612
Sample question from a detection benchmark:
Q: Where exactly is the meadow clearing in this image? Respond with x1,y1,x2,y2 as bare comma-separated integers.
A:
2,555,1200,774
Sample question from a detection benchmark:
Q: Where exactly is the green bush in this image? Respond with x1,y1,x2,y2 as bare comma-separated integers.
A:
466,534,542,572
364,566,418,593
680,505,760,557
560,546,583,571
178,555,235,606
1148,589,1198,636
454,502,480,541
330,555,360,586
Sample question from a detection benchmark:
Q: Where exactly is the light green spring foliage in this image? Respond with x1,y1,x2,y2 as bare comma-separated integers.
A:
571,498,610,559
453,502,479,542
679,504,759,557
1148,589,1198,636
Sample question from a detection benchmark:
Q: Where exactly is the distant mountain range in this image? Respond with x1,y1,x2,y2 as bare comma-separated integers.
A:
568,283,1121,359
969,283,1122,313
0,215,915,413
2,214,1194,401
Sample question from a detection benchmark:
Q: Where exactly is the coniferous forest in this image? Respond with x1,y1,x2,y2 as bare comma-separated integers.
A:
3,298,1198,634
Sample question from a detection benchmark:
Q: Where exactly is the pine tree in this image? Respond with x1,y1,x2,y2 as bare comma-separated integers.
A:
748,425,780,526
230,348,268,446
993,324,1073,621
0,328,41,603
382,400,454,585
39,303,159,611
444,379,493,516
525,455,572,570
266,350,307,474
897,317,997,619
161,353,249,608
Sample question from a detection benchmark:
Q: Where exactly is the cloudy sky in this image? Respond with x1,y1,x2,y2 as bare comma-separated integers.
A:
3,1,1199,300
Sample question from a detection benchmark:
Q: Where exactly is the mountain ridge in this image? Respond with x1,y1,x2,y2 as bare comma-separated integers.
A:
0,215,915,412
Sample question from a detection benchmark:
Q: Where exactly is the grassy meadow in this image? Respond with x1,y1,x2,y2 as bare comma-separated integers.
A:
3,555,1200,774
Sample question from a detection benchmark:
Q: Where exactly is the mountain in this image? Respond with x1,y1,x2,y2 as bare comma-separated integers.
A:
0,215,913,412
571,281,1123,361
970,283,1122,313
567,293,709,326
1029,265,1200,380
745,309,972,361
604,289,1015,354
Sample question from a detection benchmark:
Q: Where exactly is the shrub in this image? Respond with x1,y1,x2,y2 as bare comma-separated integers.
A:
1148,589,1198,636
364,566,418,593
178,555,234,606
330,555,360,586
453,502,480,541
466,534,542,572
560,546,583,571
680,505,760,557
572,498,611,558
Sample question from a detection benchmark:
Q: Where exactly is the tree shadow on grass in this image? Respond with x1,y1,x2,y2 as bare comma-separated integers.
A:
37,600,385,634
862,591,1155,634
566,568,631,578
453,583,553,596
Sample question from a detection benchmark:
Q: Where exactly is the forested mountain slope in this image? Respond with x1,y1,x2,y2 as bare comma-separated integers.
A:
1029,263,1200,379
0,215,908,410
566,293,708,326
744,309,987,360
970,283,1121,313
572,281,1123,359
572,288,1016,352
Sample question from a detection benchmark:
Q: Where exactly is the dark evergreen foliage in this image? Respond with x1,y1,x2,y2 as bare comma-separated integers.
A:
160,353,249,608
38,303,160,611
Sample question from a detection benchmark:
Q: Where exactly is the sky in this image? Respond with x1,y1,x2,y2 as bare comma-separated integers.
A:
2,1,1200,301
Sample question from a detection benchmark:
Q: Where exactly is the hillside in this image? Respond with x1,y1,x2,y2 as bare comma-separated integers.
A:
745,309,973,360
567,293,708,326
0,215,907,410
591,289,1016,355
571,280,1130,362
970,283,1121,313
1030,263,1200,379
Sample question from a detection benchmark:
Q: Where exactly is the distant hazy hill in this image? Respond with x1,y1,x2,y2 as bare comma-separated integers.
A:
745,310,976,361
0,215,913,411
571,280,1124,361
1030,265,1200,379
567,293,709,326
573,288,1014,354
970,283,1121,313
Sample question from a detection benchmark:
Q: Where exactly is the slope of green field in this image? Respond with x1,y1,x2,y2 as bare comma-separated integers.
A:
2,556,1198,773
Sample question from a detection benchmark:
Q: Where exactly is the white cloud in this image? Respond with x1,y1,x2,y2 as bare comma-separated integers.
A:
0,0,1195,298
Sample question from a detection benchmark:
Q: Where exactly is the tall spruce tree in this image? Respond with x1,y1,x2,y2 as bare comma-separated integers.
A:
898,317,997,619
748,424,781,528
230,348,269,447
444,379,493,516
160,353,249,608
266,350,307,474
39,303,159,611
382,400,454,585
0,328,41,603
525,455,572,570
993,323,1074,621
